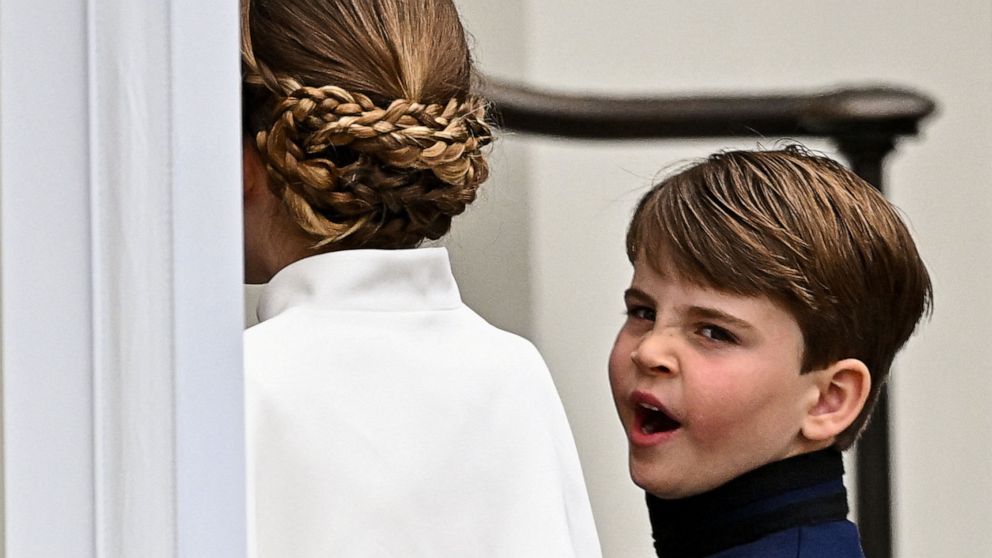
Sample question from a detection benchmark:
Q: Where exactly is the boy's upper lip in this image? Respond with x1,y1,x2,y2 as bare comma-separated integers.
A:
631,390,676,418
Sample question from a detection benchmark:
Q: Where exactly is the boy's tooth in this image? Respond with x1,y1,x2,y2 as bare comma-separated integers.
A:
640,403,660,412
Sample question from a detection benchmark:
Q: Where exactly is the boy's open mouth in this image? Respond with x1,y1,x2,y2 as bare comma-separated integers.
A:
636,401,681,434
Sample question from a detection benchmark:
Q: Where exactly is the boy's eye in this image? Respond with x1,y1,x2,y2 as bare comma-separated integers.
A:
626,306,656,322
699,324,737,343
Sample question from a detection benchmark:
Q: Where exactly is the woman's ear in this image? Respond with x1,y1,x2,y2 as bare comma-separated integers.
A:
801,359,871,443
243,136,267,200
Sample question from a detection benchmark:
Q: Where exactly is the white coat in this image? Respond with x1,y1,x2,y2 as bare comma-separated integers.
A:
245,247,601,557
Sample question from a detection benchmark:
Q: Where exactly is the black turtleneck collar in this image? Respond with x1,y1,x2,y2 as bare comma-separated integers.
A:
647,449,849,558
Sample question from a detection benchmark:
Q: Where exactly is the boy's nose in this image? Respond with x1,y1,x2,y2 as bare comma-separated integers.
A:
631,332,678,375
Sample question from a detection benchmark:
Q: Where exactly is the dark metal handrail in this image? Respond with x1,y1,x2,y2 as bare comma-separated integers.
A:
484,76,937,558
483,78,934,140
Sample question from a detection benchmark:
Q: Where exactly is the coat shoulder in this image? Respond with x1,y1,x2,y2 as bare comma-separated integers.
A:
708,521,864,558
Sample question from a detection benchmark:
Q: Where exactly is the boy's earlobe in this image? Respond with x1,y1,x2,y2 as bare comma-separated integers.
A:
801,359,871,443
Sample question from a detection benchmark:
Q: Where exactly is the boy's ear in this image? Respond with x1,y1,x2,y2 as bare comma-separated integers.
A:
801,359,871,443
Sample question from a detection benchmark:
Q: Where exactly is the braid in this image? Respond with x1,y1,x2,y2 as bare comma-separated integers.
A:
250,82,493,249
241,0,492,249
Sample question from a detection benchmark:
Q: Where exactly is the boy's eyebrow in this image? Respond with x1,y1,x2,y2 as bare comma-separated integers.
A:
623,288,653,304
681,305,756,332
624,288,756,331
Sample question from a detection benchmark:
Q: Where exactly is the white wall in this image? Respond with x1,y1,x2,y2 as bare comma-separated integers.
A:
452,2,992,557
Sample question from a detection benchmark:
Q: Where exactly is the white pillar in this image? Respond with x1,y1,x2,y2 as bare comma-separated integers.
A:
0,0,246,556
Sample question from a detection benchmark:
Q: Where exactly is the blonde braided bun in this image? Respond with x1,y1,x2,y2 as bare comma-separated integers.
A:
242,0,493,250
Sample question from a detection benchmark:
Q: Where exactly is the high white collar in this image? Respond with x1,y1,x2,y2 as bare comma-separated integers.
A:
256,247,462,322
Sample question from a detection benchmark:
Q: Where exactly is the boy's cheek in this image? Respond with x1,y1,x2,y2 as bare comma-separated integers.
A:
606,348,633,426
682,390,753,442
610,326,641,366
606,339,630,386
606,362,626,415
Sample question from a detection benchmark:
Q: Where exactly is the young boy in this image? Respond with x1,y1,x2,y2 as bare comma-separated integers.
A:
609,146,931,558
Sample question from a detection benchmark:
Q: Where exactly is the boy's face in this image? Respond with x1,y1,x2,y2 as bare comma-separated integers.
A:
608,256,822,499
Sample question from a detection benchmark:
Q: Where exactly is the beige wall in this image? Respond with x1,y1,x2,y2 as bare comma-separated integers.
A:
450,2,992,557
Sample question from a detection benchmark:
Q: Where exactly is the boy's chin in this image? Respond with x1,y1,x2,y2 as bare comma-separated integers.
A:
630,455,752,500
634,478,702,500
630,462,705,500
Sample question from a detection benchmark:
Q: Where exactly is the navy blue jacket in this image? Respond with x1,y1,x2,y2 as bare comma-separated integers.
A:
647,450,865,558
706,519,864,557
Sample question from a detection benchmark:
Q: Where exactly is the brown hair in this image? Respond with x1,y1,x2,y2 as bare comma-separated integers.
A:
241,0,493,249
626,146,932,449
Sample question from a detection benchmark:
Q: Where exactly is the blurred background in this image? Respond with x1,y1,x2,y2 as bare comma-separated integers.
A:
443,1,992,557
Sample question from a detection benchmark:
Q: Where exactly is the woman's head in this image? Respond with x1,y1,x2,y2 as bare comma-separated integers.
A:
241,0,492,253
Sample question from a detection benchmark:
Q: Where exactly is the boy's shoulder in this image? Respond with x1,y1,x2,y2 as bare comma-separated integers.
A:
708,520,865,558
